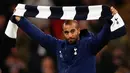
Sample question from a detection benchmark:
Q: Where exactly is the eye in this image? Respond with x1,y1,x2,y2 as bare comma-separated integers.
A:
64,31,69,35
70,29,75,34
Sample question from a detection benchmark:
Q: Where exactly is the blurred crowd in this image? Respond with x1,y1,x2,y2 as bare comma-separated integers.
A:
0,0,130,73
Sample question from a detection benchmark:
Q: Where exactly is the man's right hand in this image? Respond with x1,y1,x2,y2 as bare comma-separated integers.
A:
13,8,21,22
15,16,21,22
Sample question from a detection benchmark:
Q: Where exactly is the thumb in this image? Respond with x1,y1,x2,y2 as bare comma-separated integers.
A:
10,15,21,24
15,16,21,22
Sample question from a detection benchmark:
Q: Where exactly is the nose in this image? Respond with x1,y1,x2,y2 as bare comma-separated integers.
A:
68,33,73,38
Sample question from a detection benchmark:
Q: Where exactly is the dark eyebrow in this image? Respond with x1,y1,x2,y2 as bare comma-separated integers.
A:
64,31,69,33
70,29,75,31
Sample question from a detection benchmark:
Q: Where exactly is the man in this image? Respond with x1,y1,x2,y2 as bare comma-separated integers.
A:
13,7,125,73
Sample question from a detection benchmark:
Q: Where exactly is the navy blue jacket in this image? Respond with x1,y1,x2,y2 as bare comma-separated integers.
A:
16,17,126,73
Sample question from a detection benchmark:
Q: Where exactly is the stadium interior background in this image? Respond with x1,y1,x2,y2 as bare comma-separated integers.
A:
0,0,130,73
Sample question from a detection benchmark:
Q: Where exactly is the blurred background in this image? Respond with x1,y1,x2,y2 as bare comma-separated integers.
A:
0,0,130,73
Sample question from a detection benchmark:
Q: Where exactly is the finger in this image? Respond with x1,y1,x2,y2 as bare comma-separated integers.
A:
15,16,21,21
110,7,114,15
110,6,118,15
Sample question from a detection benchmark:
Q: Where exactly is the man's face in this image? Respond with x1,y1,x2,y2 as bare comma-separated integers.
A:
63,22,80,44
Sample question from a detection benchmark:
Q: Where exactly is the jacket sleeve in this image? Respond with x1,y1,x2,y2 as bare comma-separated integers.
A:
16,17,59,55
89,13,126,55
88,20,112,55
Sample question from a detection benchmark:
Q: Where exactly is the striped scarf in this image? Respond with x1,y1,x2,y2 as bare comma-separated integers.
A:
5,3,125,39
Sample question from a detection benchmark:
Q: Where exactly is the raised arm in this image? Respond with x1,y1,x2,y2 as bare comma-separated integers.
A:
88,19,111,54
14,16,60,55
89,7,125,54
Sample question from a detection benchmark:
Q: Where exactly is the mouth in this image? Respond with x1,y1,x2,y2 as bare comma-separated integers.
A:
68,38,76,43
69,38,75,41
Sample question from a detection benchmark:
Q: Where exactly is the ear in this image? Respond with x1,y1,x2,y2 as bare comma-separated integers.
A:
78,28,80,34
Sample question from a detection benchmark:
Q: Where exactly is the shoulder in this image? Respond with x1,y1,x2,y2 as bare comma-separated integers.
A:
80,31,96,44
56,39,66,45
